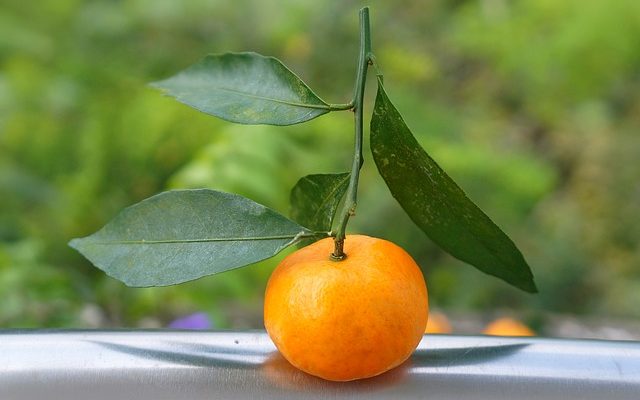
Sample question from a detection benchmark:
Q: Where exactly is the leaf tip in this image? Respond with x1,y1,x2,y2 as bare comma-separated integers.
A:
524,278,539,294
512,271,537,293
147,80,165,91
68,237,82,251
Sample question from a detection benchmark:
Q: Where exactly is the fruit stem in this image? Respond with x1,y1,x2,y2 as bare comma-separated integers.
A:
332,7,371,261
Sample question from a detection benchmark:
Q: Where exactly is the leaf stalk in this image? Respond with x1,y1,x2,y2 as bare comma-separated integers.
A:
332,7,372,260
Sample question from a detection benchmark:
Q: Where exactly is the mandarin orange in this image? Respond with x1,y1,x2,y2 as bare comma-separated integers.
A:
264,234,428,381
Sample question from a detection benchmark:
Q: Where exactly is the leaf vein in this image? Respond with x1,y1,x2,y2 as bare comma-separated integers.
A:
89,232,324,245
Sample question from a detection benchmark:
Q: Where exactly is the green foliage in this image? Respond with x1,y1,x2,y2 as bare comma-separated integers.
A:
0,240,80,327
151,53,332,125
70,190,318,286
371,79,536,293
2,0,639,327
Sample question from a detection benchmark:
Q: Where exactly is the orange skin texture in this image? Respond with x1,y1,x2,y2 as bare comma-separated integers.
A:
483,317,535,337
425,312,452,334
264,235,428,381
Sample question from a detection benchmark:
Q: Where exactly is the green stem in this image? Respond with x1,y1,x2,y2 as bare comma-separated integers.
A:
328,102,355,111
331,7,372,261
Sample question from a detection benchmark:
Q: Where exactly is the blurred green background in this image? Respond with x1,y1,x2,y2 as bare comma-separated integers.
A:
1,0,639,336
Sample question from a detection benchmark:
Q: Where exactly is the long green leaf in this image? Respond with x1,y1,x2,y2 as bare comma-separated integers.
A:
151,52,330,126
370,78,536,293
69,190,320,287
290,172,350,235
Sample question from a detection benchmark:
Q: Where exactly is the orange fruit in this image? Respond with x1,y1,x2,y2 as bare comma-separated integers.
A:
425,311,452,334
264,234,428,381
483,317,534,336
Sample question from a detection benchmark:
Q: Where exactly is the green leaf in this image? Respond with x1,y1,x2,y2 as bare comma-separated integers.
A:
290,172,350,234
370,78,537,293
150,52,331,126
69,189,319,287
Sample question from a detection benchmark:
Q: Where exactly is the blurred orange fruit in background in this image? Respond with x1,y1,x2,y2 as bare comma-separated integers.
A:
483,317,535,336
425,311,452,334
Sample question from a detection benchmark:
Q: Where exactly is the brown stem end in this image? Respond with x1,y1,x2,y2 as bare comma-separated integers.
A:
330,238,347,261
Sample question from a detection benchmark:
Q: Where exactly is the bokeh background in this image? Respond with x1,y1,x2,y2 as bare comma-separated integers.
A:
1,0,639,338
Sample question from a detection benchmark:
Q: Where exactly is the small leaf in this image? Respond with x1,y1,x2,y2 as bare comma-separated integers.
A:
290,172,350,234
151,52,330,126
370,78,536,293
69,189,320,287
